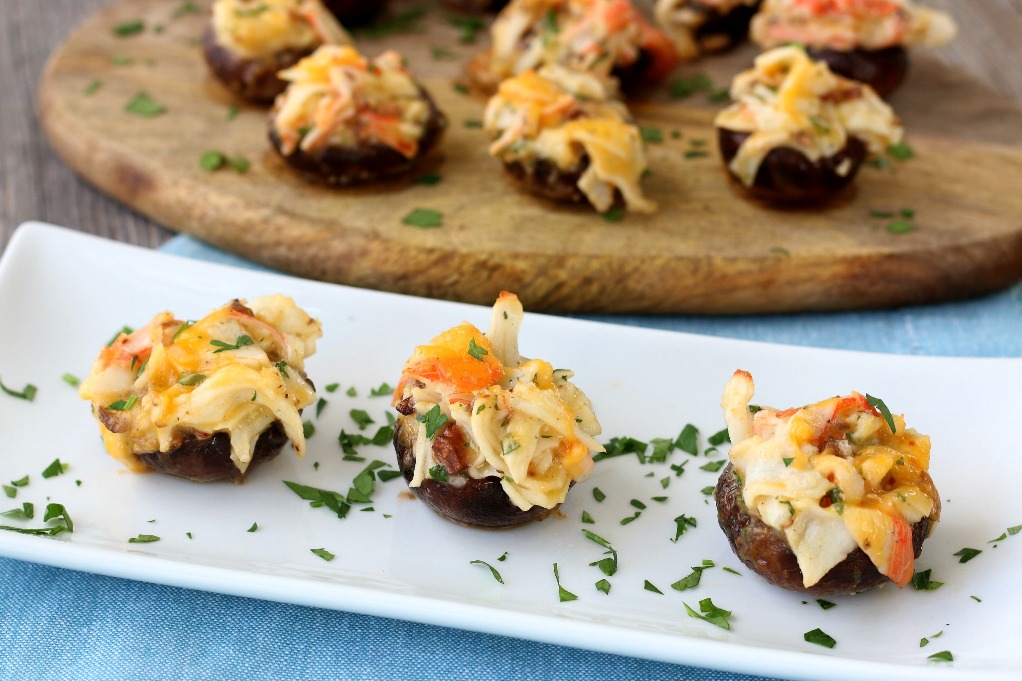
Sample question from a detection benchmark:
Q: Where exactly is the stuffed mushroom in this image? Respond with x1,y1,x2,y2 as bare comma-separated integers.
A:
269,45,447,185
654,0,762,61
202,0,353,103
392,292,604,528
483,65,656,214
716,370,940,595
466,0,678,96
750,0,957,97
714,45,902,203
78,296,321,483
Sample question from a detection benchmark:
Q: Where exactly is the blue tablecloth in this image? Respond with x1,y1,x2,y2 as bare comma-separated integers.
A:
2,234,1019,681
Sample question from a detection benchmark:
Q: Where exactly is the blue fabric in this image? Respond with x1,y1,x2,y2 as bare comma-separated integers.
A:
3,233,1018,681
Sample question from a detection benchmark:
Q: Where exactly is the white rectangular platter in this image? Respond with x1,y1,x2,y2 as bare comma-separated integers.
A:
0,222,1019,681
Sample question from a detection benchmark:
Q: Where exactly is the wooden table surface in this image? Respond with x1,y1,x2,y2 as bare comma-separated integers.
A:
2,0,1021,257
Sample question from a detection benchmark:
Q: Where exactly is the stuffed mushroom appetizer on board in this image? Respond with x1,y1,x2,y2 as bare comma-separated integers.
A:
202,0,353,104
466,0,678,96
716,370,940,596
392,292,604,528
654,0,762,61
750,0,957,97
268,45,448,185
483,65,656,214
715,45,902,204
78,296,321,483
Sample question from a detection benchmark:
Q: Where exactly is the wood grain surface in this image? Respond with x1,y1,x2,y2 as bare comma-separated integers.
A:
7,0,1021,312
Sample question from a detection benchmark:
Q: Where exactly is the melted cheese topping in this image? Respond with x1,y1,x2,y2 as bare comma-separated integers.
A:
721,370,938,588
714,45,903,186
486,0,676,90
484,65,656,213
271,45,431,157
211,0,352,60
750,0,957,51
654,0,761,60
394,292,604,512
79,296,321,475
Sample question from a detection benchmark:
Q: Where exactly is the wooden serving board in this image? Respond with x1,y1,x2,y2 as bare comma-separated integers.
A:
38,0,1022,313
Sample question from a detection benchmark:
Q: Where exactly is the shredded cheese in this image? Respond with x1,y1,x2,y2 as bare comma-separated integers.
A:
79,296,321,475
211,0,352,60
714,45,903,187
483,0,676,91
394,292,603,512
751,0,957,51
484,65,656,213
271,45,431,158
721,370,938,588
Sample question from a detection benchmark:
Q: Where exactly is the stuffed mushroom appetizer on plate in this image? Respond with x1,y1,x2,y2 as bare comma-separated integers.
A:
716,370,940,595
466,0,678,96
483,65,656,214
78,296,321,483
654,0,762,61
750,0,957,97
202,0,353,103
392,292,604,528
714,45,902,204
269,45,448,185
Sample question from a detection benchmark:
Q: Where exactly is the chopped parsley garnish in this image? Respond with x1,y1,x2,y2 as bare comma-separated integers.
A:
369,382,393,397
592,487,606,502
11,476,28,488
672,560,714,591
303,420,315,439
285,480,350,519
311,548,335,561
640,126,663,143
927,651,953,662
453,82,470,94
676,424,699,455
41,459,69,479
105,394,139,411
316,398,328,417
337,425,393,459
178,373,206,386
125,92,166,117
470,559,505,584
428,465,448,482
865,394,897,433
449,14,486,44
816,599,837,610
919,630,943,647
247,522,258,533
722,567,740,576
782,457,794,467
804,628,836,648
888,142,915,160
415,172,442,185
346,386,357,397
595,579,611,594
416,404,448,439
463,119,483,129
200,151,225,171
552,563,577,602
0,503,73,536
0,378,37,402
62,373,80,387
2,486,16,499
402,208,443,228
581,510,595,524
84,80,103,96
325,383,340,393
630,499,646,510
600,206,625,222
128,534,160,543
210,335,254,353
684,150,709,159
668,73,714,99
707,428,729,446
643,580,663,594
620,511,641,526
378,470,403,483
583,529,617,577
349,409,374,430
699,460,726,473
2,503,34,521
467,338,488,361
700,486,715,496
887,220,915,235
684,598,731,630
113,20,145,37
173,2,200,17
671,514,697,543
954,547,981,563
911,568,943,591
226,104,240,120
